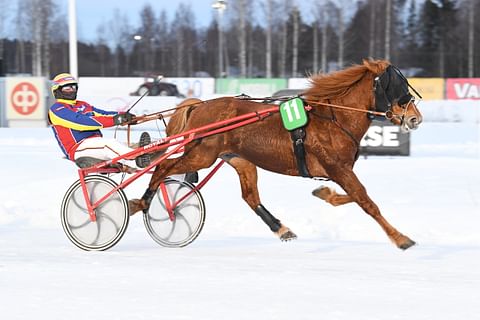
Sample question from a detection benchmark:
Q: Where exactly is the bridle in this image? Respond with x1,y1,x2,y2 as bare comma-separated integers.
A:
373,65,422,125
300,65,422,124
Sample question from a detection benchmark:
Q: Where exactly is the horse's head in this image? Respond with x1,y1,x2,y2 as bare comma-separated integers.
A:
374,65,423,132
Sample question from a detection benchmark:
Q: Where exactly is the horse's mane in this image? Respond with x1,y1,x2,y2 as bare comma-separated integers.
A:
303,59,390,100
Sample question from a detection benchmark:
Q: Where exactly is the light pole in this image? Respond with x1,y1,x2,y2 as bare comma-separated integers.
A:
212,0,227,77
133,34,143,74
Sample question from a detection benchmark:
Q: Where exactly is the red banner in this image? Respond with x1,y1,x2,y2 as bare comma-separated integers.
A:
446,78,480,99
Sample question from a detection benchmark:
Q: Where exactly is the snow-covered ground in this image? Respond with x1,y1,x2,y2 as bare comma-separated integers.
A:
0,122,479,319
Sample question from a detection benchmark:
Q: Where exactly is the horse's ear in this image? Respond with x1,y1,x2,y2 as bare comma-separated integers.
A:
363,59,389,75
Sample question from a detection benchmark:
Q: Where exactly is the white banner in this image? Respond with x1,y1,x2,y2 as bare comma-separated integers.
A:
78,77,215,99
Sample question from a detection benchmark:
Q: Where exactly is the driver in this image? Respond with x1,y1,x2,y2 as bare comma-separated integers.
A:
48,73,151,170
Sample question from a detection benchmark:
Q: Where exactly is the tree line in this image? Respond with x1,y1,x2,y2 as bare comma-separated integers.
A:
0,0,478,79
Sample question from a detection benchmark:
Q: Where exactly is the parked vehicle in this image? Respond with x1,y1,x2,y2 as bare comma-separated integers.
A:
130,75,185,97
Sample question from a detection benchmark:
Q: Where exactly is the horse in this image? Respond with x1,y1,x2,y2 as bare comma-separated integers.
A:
129,59,423,250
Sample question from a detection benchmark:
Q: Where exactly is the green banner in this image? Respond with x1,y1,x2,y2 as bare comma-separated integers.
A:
215,79,287,96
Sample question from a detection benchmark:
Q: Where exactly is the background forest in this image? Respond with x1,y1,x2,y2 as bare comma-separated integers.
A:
0,0,478,78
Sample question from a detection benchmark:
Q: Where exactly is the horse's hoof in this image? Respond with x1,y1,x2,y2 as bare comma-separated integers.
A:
312,186,332,201
398,239,416,250
280,231,297,241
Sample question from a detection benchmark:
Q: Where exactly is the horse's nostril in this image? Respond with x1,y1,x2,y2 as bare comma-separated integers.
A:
407,116,421,129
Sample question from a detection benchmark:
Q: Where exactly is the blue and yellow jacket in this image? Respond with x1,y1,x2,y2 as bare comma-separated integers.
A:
48,99,118,159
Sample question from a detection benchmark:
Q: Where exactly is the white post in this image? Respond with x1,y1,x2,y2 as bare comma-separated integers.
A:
212,0,227,77
68,0,78,78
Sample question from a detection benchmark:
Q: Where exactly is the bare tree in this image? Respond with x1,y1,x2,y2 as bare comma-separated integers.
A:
156,10,169,74
278,0,292,77
14,0,31,73
368,0,376,57
263,0,274,78
236,0,248,77
171,3,197,76
108,9,131,76
96,24,109,76
337,5,344,68
292,6,299,77
32,1,42,76
138,5,157,73
314,0,334,72
385,0,392,61
312,18,318,73
22,0,54,76
0,0,11,65
468,0,475,77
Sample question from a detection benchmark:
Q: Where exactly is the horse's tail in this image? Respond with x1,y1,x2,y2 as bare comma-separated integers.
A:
166,98,202,136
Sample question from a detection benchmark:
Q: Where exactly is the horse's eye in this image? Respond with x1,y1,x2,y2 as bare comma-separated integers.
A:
398,94,412,106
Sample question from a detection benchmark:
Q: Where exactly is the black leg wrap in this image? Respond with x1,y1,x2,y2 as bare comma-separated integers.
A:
254,204,281,232
141,188,156,213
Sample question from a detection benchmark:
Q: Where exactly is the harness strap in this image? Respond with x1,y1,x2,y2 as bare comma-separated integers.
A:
310,104,361,161
290,127,311,178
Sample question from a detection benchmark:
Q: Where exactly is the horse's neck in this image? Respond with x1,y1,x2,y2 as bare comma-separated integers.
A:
340,76,375,140
333,108,371,143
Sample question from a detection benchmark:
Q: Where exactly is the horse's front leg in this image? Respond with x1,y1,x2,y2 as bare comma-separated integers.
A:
325,166,415,250
224,156,297,241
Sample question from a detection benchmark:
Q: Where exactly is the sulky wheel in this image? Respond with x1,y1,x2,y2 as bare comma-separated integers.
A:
143,178,206,247
61,175,129,251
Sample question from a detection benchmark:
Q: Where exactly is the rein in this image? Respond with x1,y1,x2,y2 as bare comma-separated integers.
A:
128,96,233,126
234,94,389,119
302,99,387,118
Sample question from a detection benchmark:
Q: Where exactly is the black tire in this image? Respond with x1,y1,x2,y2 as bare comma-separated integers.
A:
143,178,206,247
61,175,129,251
137,85,150,96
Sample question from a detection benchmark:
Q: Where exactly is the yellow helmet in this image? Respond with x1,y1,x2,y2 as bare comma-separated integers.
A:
51,73,78,99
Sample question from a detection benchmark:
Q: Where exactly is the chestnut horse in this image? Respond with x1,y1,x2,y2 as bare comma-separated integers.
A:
129,59,423,250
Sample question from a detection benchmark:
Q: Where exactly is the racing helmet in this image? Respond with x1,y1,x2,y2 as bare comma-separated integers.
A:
51,73,78,100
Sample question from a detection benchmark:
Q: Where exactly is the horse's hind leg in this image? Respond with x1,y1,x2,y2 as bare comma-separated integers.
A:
312,186,354,206
224,156,297,241
129,150,218,215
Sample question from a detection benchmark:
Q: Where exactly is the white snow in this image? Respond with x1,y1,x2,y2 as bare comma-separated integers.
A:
0,122,479,319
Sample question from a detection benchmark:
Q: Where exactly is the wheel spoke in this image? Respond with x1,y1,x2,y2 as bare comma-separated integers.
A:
163,218,176,240
96,210,121,232
174,212,193,235
144,180,205,247
148,214,170,222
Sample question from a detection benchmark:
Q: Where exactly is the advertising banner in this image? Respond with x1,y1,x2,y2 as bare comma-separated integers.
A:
407,78,444,100
5,77,45,120
78,77,215,100
360,120,410,156
216,79,287,96
446,78,480,100
164,78,215,98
